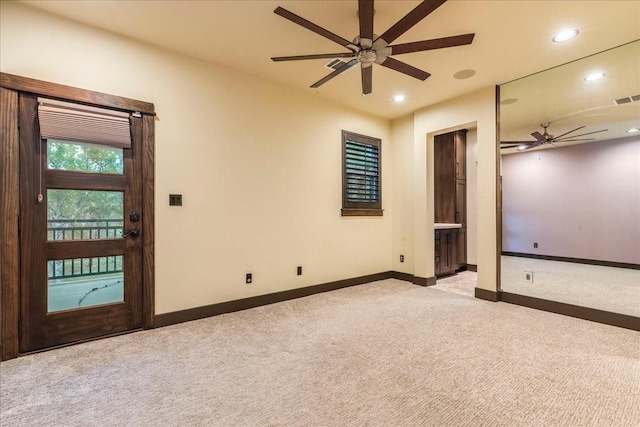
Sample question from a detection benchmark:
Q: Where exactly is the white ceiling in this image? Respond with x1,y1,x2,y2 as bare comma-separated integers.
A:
19,0,640,121
500,40,640,152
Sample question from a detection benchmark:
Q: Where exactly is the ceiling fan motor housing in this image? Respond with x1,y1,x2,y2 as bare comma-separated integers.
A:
358,49,377,64
354,35,390,64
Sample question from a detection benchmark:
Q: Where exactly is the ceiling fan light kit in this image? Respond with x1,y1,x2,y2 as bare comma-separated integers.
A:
271,0,475,96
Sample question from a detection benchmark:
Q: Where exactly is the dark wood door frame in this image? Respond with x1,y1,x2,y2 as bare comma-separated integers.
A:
1,73,156,361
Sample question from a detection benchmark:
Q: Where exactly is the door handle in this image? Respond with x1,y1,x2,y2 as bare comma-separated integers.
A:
122,228,140,238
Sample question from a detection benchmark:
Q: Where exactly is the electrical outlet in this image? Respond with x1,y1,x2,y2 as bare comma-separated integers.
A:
524,270,533,283
400,255,404,263
297,266,302,276
246,273,252,284
534,242,538,248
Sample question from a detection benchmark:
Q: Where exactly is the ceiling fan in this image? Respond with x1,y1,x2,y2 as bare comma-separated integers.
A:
271,0,475,95
501,122,608,151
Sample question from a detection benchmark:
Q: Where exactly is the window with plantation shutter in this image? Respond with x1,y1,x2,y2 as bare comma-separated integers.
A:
341,130,382,216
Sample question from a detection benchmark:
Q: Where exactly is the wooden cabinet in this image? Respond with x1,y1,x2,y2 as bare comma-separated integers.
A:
434,129,467,275
435,228,461,276
456,179,466,225
434,132,456,224
456,228,466,271
435,231,441,274
435,130,467,224
455,130,466,180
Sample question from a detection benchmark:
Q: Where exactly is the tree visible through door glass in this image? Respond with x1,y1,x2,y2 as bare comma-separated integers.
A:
47,189,123,240
47,139,123,174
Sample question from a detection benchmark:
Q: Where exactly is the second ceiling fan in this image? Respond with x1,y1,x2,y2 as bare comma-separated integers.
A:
271,0,475,95
501,122,609,151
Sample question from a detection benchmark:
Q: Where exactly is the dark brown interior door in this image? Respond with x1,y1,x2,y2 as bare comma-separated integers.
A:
19,94,143,352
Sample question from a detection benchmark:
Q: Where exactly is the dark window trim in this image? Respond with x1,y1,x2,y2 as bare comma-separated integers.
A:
0,73,155,115
341,130,383,217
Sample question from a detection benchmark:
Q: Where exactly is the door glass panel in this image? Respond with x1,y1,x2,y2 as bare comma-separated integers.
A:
47,139,124,174
48,256,124,312
47,190,123,240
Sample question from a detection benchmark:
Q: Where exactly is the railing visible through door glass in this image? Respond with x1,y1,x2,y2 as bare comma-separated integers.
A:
47,219,123,280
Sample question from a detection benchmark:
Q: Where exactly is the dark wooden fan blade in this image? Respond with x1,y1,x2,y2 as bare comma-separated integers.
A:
528,141,542,150
272,53,356,62
501,144,523,149
378,0,447,44
274,7,353,49
554,129,608,141
361,64,372,95
552,125,584,140
310,59,358,88
531,131,545,141
553,138,595,143
358,0,374,41
379,57,431,80
390,34,475,55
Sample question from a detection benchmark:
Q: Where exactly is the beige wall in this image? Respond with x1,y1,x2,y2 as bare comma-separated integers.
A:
391,88,497,291
1,2,393,314
390,114,415,274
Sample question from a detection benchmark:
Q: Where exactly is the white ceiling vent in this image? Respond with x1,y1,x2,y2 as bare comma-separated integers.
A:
613,94,640,105
325,59,349,70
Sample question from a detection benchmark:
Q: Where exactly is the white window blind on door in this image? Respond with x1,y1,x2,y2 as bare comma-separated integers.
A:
37,97,131,149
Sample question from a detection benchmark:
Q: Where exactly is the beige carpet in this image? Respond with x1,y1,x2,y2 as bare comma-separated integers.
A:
432,270,477,297
501,256,640,317
1,279,639,426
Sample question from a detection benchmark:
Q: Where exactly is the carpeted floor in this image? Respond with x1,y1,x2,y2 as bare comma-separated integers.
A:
431,270,477,297
501,256,640,317
1,279,639,426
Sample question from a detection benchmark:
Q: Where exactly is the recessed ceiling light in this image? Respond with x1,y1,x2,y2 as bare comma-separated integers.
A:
552,29,579,43
392,94,406,103
453,69,476,80
627,127,640,133
584,72,606,81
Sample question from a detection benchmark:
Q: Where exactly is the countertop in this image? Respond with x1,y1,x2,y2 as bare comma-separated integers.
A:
434,223,462,229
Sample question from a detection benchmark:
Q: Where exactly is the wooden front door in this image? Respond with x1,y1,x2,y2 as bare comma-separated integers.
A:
18,93,144,352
